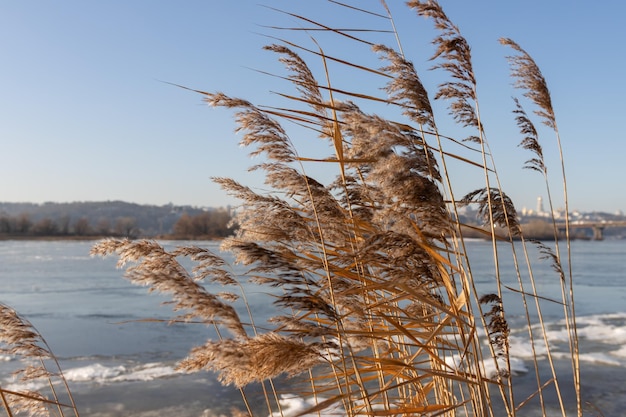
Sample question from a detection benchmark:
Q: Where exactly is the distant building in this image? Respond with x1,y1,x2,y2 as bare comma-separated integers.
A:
537,196,545,215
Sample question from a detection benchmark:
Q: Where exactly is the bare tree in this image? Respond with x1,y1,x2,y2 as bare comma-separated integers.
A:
114,217,138,238
73,217,92,236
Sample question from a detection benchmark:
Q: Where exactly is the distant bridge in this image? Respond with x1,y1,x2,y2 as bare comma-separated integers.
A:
557,221,626,240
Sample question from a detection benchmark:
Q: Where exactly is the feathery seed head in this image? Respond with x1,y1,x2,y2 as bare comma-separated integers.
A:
461,188,521,236
205,92,297,162
0,304,50,360
500,38,556,129
409,1,480,132
92,239,247,338
373,44,434,128
264,44,326,117
513,97,547,174
177,334,326,387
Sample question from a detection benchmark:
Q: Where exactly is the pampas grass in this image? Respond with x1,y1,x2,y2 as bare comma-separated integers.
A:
1,1,581,416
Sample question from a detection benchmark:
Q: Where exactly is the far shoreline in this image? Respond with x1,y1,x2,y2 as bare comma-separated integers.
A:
0,233,618,243
0,234,226,242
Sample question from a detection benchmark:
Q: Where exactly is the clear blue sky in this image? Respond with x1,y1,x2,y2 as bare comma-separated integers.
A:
1,1,624,213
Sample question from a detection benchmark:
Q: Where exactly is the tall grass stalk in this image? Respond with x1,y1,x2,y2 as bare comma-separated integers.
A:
501,38,580,416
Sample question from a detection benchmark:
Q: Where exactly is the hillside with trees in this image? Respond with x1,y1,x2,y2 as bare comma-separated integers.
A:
0,201,235,239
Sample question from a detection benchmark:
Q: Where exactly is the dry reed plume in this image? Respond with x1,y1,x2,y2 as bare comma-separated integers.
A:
0,303,79,417
0,1,581,416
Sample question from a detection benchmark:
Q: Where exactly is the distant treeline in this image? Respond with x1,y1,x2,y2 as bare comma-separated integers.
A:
0,201,236,239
